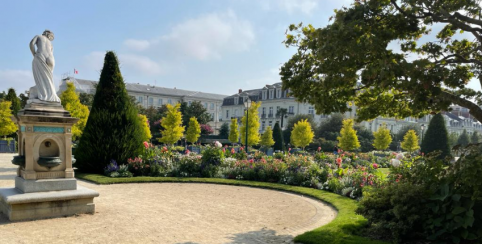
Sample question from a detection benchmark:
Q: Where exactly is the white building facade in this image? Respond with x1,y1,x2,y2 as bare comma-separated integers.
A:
58,77,227,134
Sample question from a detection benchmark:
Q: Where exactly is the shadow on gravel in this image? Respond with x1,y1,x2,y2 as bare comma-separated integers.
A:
0,168,16,173
0,174,15,180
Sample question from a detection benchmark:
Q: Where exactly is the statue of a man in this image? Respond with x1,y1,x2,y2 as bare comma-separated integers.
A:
29,30,61,103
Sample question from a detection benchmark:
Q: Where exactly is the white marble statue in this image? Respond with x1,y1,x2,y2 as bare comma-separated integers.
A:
29,30,61,103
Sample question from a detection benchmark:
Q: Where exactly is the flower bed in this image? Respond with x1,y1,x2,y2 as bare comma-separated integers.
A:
104,142,393,200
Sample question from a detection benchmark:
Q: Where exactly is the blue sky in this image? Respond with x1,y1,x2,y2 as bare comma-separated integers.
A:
0,0,479,96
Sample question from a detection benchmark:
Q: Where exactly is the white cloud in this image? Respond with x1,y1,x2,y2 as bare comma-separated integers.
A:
0,69,34,94
83,51,105,71
278,0,318,15
119,54,163,75
124,39,150,51
160,10,255,60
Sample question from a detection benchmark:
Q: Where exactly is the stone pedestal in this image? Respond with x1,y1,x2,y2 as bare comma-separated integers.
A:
0,102,99,221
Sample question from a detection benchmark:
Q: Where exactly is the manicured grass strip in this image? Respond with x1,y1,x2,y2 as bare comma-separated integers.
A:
76,173,387,244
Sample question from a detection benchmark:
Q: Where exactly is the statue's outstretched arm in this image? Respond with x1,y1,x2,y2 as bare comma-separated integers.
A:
29,35,38,56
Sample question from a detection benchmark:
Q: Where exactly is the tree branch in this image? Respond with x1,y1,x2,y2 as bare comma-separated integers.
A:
440,90,482,122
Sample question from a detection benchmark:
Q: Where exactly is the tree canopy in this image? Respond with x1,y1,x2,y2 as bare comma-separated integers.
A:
159,103,185,145
5,88,21,115
260,126,275,149
180,101,212,127
291,119,314,150
373,123,392,150
401,129,420,154
186,117,201,144
240,101,261,146
421,113,451,158
281,0,482,123
229,118,239,144
60,82,90,140
0,101,17,137
338,119,360,151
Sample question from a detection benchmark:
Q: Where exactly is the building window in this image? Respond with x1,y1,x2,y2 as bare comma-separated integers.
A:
204,102,208,108
268,121,273,128
138,96,143,104
226,110,229,119
158,99,163,106
210,103,214,110
308,106,314,115
269,107,273,116
269,90,273,99
262,91,267,100
276,89,281,98
262,107,266,116
168,99,172,104
188,101,192,106
262,121,266,131
211,113,215,120
276,106,280,114
289,106,294,114
148,97,154,106
234,109,238,116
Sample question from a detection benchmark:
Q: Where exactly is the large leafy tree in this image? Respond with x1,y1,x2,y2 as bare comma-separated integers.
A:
421,113,451,158
240,101,261,147
159,103,185,145
281,0,482,123
60,82,90,140
75,51,145,173
0,101,17,138
373,123,392,150
228,118,239,144
5,88,21,115
338,119,360,151
180,101,212,127
291,119,314,150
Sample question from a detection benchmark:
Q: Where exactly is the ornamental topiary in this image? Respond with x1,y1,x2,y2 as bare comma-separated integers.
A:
421,113,451,158
75,51,145,173
272,122,284,151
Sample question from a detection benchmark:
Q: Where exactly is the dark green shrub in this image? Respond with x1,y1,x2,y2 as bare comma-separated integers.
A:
200,146,224,177
273,122,284,151
358,148,482,243
421,113,451,159
75,52,145,173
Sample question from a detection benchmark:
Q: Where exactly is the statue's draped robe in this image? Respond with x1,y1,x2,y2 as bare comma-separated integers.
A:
32,53,60,102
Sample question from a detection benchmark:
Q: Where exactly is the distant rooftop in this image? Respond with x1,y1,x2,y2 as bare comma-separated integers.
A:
63,77,227,101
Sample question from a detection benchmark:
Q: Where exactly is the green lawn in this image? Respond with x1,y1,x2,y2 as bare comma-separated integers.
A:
76,173,387,244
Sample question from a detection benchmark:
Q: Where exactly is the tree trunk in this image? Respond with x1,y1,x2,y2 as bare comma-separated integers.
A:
439,91,482,123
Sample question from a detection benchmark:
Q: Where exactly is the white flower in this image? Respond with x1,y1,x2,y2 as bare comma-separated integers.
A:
214,141,222,148
396,153,404,160
390,159,401,167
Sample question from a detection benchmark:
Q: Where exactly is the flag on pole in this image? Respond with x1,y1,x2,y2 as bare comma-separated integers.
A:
74,69,78,74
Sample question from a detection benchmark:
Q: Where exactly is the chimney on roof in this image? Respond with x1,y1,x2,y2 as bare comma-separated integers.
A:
239,89,242,94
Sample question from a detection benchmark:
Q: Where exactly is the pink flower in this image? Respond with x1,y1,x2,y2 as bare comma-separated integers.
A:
231,148,235,154
222,148,226,153
143,141,149,149
372,163,378,169
185,149,190,154
336,158,342,164
317,147,321,152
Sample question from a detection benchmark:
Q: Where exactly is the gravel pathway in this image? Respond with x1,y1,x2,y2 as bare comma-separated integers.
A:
0,153,336,244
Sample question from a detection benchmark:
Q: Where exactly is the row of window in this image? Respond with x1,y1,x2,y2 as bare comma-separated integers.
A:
137,96,216,110
260,89,286,100
225,105,313,119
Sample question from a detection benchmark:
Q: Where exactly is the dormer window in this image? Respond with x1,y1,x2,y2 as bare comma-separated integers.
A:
262,91,267,100
276,89,281,98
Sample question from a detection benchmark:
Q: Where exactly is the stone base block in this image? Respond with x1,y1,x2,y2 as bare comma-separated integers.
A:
15,177,77,193
0,185,99,221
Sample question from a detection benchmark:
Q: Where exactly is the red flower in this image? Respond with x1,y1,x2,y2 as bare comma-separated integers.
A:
231,148,235,154
185,149,190,154
336,158,342,164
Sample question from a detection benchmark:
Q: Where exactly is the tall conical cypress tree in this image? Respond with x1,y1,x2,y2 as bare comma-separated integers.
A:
5,88,21,115
457,129,470,146
75,51,144,173
273,122,284,151
421,113,451,158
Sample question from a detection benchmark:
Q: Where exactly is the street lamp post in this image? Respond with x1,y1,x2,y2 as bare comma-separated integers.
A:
243,98,252,152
